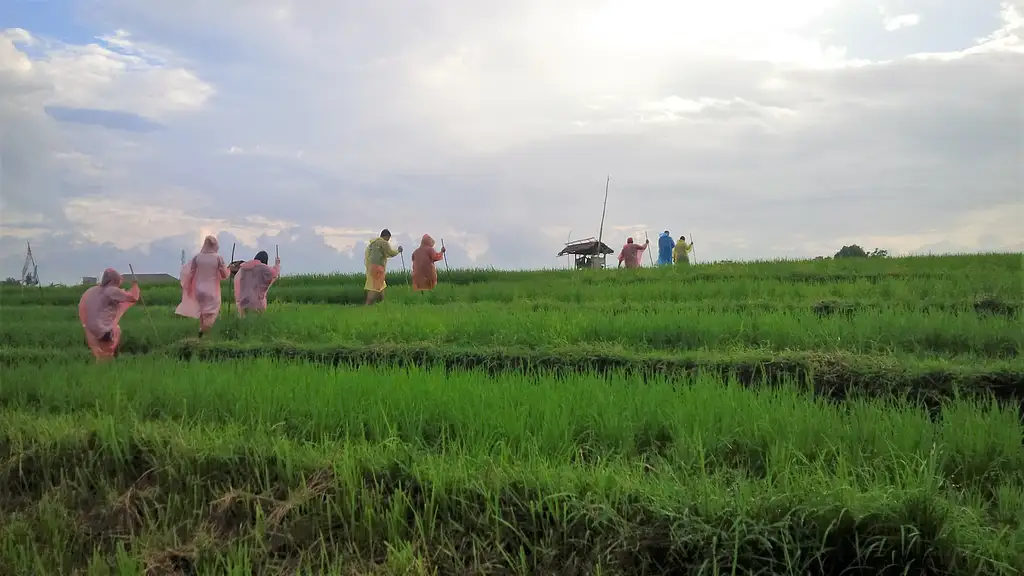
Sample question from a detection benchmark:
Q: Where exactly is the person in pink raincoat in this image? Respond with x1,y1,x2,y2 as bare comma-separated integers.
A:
78,268,140,361
617,237,649,269
411,234,446,292
233,250,281,317
176,235,230,337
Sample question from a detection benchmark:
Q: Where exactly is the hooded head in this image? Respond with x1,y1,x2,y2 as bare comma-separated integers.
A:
254,251,269,265
661,230,670,237
380,228,392,240
99,268,123,287
420,234,435,248
200,235,219,254
679,236,686,242
626,237,634,244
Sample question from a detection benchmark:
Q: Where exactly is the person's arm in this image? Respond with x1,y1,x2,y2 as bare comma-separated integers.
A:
217,256,230,280
431,249,444,262
383,242,400,258
271,258,281,279
110,282,140,304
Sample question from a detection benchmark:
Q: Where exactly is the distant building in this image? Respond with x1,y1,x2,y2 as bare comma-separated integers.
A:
82,273,177,285
129,273,179,285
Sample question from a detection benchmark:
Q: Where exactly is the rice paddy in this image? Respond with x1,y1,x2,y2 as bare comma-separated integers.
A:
0,253,1021,574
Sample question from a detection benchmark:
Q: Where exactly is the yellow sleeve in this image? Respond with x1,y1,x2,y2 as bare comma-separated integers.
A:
382,242,400,258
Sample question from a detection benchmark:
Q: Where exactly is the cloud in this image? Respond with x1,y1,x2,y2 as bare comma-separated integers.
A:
883,14,921,32
44,106,164,132
2,1,1023,284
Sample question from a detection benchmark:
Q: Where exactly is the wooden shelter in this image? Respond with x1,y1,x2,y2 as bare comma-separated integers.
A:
557,237,615,269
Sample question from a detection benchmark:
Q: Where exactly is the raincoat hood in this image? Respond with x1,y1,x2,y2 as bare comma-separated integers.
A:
254,250,269,265
200,235,219,254
99,268,123,287
420,234,435,248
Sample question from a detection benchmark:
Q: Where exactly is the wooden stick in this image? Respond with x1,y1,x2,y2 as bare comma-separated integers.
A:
689,232,696,264
128,264,161,344
644,232,654,267
441,238,452,285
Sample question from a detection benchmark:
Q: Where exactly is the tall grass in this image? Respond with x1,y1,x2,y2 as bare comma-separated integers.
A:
2,359,1022,573
3,302,1019,357
2,254,1021,572
2,253,1020,307
3,359,1021,479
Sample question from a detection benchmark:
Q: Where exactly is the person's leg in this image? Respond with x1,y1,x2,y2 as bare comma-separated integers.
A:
199,313,216,336
365,290,374,305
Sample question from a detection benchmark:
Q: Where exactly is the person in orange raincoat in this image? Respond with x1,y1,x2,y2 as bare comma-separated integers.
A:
78,268,140,361
411,234,446,292
176,234,230,337
233,250,281,317
364,228,403,305
617,237,649,269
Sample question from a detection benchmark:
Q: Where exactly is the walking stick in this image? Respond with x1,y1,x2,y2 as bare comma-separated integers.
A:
227,242,236,314
644,232,654,267
400,251,409,286
128,264,161,345
689,232,696,264
440,238,452,285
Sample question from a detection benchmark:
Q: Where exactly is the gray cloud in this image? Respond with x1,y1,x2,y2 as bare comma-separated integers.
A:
45,106,165,132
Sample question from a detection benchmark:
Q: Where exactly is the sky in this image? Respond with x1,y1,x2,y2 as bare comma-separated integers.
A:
1,0,1022,284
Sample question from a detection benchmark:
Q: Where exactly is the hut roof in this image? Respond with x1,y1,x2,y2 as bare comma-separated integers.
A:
557,238,614,256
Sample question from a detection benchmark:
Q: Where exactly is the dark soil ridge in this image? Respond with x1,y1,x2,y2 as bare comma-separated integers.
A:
172,343,1024,405
0,433,1006,575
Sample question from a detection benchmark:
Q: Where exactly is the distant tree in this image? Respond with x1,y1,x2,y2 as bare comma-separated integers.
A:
2,277,20,285
833,245,889,259
834,245,868,258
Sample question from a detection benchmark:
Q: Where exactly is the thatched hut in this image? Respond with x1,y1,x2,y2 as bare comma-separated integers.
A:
557,238,615,269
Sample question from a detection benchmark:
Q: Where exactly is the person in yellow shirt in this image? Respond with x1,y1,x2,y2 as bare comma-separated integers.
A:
364,229,403,305
673,235,694,266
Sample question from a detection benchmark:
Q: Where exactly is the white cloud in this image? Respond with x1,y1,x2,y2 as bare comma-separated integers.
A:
2,1,1024,283
883,14,921,32
800,202,1024,257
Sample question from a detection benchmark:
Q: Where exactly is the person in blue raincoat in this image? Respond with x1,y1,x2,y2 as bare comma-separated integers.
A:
657,231,675,266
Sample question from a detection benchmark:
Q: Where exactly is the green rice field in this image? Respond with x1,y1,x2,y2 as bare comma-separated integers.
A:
0,253,1022,574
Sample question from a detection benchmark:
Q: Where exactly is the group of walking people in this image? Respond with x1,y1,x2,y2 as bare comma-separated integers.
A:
78,227,689,361
363,229,447,305
617,231,694,268
77,229,448,360
78,235,283,360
